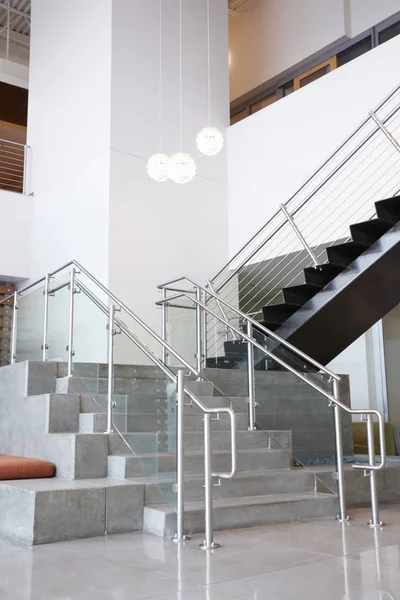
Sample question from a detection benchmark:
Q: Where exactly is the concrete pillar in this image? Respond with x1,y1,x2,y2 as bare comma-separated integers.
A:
27,0,229,361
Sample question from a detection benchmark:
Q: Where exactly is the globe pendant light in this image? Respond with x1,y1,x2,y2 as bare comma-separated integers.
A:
147,0,169,182
196,0,224,156
169,0,196,184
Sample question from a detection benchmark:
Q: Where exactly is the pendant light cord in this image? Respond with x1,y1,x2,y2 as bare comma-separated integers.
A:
207,0,211,126
159,0,162,153
179,0,183,151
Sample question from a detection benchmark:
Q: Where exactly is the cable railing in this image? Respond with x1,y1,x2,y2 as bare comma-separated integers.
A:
0,138,28,194
158,275,387,528
0,259,236,550
209,83,400,324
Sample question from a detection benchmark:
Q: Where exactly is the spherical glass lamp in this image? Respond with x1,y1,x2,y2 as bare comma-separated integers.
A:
146,153,170,182
169,152,197,184
196,126,224,156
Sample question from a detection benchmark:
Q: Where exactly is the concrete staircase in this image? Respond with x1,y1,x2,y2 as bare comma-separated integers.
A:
0,360,338,545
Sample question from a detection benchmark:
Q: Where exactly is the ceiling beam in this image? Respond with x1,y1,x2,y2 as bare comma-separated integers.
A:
0,2,30,20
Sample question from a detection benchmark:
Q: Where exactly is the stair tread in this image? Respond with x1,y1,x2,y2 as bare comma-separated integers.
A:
129,468,307,485
110,447,287,460
0,477,142,492
146,491,335,513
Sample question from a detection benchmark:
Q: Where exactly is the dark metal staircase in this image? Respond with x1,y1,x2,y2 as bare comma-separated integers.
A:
259,196,400,364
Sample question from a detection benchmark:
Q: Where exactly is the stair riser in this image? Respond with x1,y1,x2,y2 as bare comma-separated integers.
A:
145,471,315,504
109,449,290,479
58,377,177,396
108,430,272,455
144,496,339,537
80,412,249,434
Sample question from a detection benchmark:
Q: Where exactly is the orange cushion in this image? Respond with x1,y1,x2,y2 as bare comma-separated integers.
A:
0,455,55,480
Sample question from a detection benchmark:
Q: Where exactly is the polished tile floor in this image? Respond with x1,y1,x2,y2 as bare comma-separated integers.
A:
1,506,400,599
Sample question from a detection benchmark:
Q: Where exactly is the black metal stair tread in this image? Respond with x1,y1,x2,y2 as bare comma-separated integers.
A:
350,219,394,246
303,264,344,287
375,197,400,224
262,303,300,324
326,241,368,267
282,283,322,306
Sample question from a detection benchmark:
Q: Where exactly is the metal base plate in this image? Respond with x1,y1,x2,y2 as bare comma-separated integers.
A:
200,542,221,551
172,535,191,543
368,520,385,528
336,515,351,523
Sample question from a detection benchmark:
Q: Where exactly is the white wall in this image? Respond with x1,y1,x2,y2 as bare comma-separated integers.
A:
228,35,400,256
108,0,229,354
229,0,347,100
0,190,33,281
229,0,400,101
349,0,400,37
27,0,113,284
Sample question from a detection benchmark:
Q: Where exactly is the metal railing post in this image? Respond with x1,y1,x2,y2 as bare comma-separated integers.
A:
42,274,51,361
67,267,76,377
280,204,319,266
333,379,348,522
106,304,116,434
366,414,382,527
201,289,207,367
173,369,189,542
161,288,168,364
369,111,400,154
10,291,18,364
247,321,256,431
201,413,220,550
196,287,203,376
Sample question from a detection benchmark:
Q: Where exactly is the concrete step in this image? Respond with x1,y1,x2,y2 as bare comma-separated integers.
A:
57,376,215,397
143,469,316,504
80,411,250,433
143,492,339,537
107,447,290,479
0,477,144,545
107,430,273,455
57,362,164,380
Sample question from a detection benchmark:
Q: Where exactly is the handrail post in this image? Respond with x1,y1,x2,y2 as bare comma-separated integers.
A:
333,379,348,522
173,370,189,542
201,289,207,368
369,111,400,154
106,304,116,434
195,287,203,376
246,321,256,431
42,274,51,361
10,291,18,364
280,204,319,266
366,414,383,527
161,288,168,364
67,267,76,377
201,413,220,550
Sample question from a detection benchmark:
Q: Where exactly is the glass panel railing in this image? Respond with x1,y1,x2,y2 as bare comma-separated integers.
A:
163,292,197,370
47,272,71,363
68,272,178,511
15,282,46,362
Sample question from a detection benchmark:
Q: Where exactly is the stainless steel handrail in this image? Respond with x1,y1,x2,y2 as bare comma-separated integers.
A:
157,275,340,381
211,82,400,285
3,259,201,380
212,101,400,293
159,287,387,526
76,276,236,549
7,259,237,549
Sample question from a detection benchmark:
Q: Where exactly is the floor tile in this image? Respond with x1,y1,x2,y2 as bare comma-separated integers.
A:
210,556,400,600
